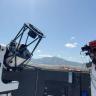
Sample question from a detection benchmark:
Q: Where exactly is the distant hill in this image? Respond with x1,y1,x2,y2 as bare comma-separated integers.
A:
30,57,84,68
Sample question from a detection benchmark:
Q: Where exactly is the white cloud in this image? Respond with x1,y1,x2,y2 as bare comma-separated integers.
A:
65,42,78,48
37,50,41,53
71,36,75,40
35,50,53,58
69,57,73,59
39,54,53,58
57,54,61,57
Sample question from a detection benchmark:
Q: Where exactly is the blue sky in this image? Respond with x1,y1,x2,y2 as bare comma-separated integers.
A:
0,0,96,62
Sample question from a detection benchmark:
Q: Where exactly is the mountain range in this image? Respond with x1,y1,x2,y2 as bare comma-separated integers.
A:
30,57,85,68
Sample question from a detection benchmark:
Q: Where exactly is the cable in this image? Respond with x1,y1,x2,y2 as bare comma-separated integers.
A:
80,51,91,69
80,51,86,64
80,52,87,69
